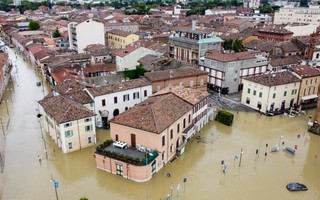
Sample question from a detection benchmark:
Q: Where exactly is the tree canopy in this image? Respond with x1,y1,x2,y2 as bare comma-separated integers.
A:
223,39,244,53
52,28,61,38
29,21,40,30
300,0,309,7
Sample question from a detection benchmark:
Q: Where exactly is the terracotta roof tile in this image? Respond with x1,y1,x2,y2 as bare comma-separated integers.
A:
244,71,300,87
108,29,133,37
291,65,320,78
144,67,208,82
205,50,257,62
87,78,150,97
38,95,95,124
111,93,193,133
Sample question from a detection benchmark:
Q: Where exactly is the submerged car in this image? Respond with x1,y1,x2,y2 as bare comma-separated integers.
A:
286,183,308,191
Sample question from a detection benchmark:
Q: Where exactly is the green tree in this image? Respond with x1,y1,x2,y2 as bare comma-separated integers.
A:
260,4,274,13
232,39,244,52
300,0,309,7
52,28,61,38
223,39,233,51
79,197,88,200
29,21,40,30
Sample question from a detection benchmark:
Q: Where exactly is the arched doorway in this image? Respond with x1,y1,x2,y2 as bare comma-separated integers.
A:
281,100,286,111
113,109,119,117
290,99,294,108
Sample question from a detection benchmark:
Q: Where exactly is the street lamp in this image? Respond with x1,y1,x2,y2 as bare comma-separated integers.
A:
50,174,59,200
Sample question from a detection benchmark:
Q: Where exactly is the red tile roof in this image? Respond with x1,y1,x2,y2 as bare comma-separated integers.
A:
244,71,300,87
205,50,257,62
111,93,193,134
291,65,320,78
38,95,95,124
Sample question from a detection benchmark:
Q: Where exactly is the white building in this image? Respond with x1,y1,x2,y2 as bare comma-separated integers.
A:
38,95,96,153
274,5,320,25
205,8,236,16
236,11,272,25
115,46,162,71
68,19,105,53
241,71,301,115
199,50,268,94
85,78,152,128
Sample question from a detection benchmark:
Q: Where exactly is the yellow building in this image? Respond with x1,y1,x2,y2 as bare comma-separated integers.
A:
107,29,139,49
38,95,96,153
291,65,320,109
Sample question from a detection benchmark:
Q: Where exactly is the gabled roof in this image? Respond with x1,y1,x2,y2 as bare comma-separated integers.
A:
87,78,150,97
38,95,95,124
291,65,320,78
111,93,193,134
205,50,257,62
144,67,208,82
243,71,300,87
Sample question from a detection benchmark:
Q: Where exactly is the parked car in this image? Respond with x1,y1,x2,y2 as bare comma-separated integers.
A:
286,183,308,191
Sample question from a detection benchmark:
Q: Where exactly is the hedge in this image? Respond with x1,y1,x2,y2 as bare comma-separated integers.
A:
216,110,234,126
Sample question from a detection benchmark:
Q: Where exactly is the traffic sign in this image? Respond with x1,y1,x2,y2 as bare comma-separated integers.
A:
183,178,187,183
54,182,59,189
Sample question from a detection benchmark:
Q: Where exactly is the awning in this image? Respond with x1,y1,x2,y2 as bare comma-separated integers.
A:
302,94,318,101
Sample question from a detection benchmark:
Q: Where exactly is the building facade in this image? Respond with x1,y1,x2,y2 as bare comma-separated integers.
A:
38,95,96,153
107,29,139,49
95,93,194,182
274,5,320,25
68,19,105,53
291,65,320,108
169,24,223,64
86,78,152,128
241,71,300,115
258,25,293,42
199,50,268,94
144,67,208,93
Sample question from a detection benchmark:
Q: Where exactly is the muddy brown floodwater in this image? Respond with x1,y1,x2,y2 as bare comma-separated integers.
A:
1,46,320,200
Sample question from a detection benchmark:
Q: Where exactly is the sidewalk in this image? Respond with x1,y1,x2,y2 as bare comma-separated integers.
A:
209,91,254,112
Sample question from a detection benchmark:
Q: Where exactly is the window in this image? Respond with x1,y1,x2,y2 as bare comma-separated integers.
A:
144,90,147,97
284,91,287,96
183,118,186,128
253,90,256,96
180,82,183,86
65,130,73,137
64,122,72,128
188,114,191,123
162,135,165,146
190,80,194,87
84,118,92,122
133,92,139,99
316,78,318,83
114,97,118,104
311,79,313,84
162,152,165,160
123,94,129,102
102,99,106,106
170,129,173,139
200,79,204,86
85,125,93,132
259,92,262,98
170,145,173,153
177,123,180,133
272,93,276,99
291,90,295,95
306,80,308,85
157,86,161,91
247,88,251,94
68,142,72,150
89,103,94,107
88,137,92,144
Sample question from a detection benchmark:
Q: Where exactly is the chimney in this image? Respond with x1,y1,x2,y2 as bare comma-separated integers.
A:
192,20,197,31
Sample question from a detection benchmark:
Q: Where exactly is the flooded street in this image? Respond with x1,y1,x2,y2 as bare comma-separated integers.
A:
1,46,320,200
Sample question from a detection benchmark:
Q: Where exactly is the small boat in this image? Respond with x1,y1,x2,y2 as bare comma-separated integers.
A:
283,147,295,155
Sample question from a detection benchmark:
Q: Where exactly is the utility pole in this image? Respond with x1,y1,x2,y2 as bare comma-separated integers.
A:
50,174,59,200
239,148,243,167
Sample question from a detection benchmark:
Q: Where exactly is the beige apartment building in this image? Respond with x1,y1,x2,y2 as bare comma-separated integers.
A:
291,65,320,108
38,95,96,153
107,29,139,49
241,71,300,115
274,5,320,25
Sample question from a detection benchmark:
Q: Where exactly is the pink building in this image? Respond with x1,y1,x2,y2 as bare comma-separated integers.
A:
95,87,215,182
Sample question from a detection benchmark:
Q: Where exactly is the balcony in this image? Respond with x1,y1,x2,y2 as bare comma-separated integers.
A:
95,140,159,166
183,124,196,141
